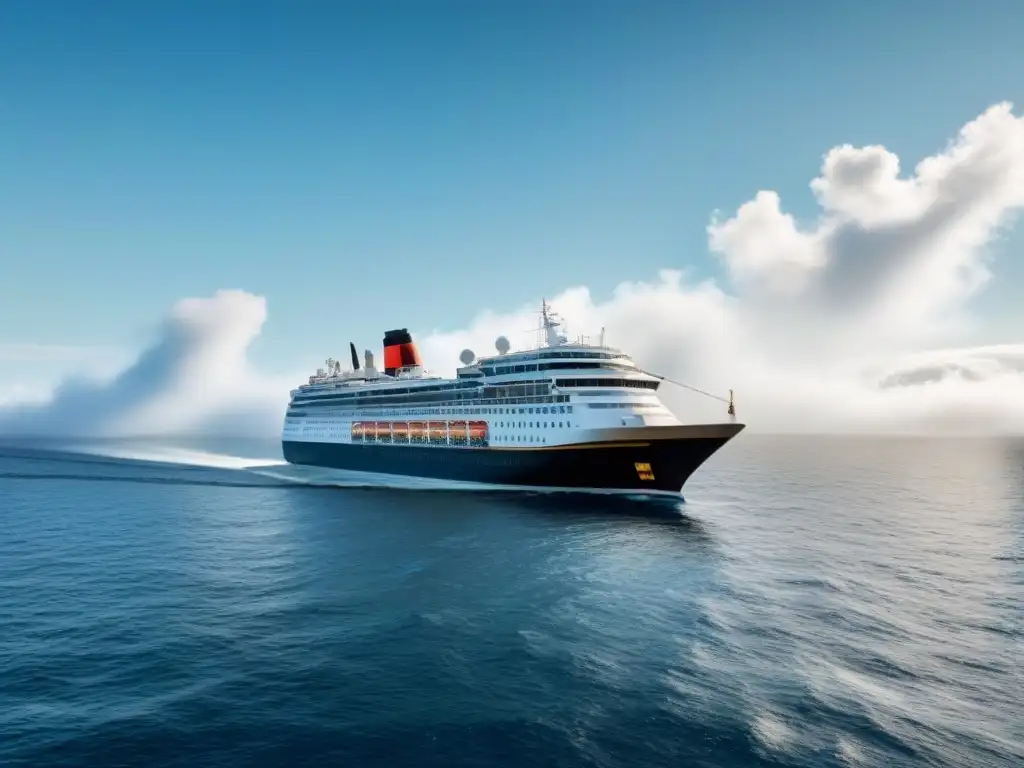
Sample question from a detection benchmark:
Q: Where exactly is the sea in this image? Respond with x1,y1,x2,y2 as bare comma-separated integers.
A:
0,434,1021,768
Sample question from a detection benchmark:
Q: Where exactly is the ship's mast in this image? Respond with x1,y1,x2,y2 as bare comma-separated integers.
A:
540,299,568,348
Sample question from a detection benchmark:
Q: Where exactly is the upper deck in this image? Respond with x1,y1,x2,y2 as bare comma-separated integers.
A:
290,299,658,404
458,345,639,379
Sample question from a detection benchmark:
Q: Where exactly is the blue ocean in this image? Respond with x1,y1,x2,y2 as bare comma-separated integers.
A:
1,435,1021,767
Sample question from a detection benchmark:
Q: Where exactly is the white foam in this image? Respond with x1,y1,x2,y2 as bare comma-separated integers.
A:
64,443,685,500
73,444,286,470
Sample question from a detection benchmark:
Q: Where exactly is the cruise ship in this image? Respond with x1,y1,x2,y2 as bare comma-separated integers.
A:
281,301,744,496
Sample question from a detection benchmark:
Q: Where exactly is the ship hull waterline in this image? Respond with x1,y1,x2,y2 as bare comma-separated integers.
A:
282,423,744,496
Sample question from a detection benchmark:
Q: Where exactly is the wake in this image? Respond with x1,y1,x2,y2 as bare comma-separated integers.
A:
58,442,476,492
42,442,689,507
71,443,287,471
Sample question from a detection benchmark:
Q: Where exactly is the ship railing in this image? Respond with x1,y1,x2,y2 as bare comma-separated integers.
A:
294,393,576,413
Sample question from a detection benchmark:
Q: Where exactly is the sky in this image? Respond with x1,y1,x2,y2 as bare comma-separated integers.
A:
2,0,1024,436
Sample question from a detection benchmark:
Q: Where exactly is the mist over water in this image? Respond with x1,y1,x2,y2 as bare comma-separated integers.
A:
1,435,1021,767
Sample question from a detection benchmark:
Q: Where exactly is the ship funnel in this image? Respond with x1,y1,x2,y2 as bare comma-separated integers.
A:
383,328,422,377
350,342,360,370
364,349,375,371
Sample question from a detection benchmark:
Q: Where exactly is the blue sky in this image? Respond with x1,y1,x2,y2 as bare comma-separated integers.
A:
2,0,1024,378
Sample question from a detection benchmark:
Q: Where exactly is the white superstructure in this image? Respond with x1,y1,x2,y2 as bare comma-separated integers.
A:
281,301,680,448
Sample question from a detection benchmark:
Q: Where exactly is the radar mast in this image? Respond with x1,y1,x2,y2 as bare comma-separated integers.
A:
540,299,568,347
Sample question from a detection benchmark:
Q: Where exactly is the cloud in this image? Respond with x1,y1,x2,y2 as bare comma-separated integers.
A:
421,102,1024,435
0,290,292,438
1,102,1023,438
418,274,1024,435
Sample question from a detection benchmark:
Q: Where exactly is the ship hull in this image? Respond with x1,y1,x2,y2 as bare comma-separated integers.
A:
281,423,743,495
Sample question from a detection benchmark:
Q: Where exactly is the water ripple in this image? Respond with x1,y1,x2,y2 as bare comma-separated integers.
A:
0,436,1021,766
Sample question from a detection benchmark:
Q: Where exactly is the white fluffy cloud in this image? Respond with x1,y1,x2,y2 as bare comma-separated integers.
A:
420,275,1024,434
422,102,1024,434
0,290,293,438
2,102,1023,437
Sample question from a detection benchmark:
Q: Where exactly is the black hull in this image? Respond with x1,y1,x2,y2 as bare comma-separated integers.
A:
282,423,744,494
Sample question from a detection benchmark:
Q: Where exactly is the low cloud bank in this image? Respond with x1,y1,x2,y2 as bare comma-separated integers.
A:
0,290,290,438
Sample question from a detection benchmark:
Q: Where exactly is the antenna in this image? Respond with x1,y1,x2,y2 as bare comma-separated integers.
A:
495,335,510,355
540,299,568,347
459,348,476,366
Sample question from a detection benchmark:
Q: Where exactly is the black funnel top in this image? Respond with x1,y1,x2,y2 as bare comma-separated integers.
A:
383,328,413,346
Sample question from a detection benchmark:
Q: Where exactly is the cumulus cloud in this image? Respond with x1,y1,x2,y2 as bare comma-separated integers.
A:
421,102,1024,435
1,102,1023,438
420,275,1024,435
0,290,292,438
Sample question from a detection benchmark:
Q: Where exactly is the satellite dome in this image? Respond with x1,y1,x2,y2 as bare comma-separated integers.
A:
459,348,476,365
495,335,511,354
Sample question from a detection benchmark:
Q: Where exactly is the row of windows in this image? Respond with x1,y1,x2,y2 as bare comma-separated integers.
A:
354,432,488,447
293,377,653,410
293,381,553,408
347,433,565,448
490,349,624,363
296,430,559,447
498,420,569,429
555,378,659,390
481,383,552,399
295,378,479,403
291,403,577,420
290,395,573,414
480,361,635,376
344,429,563,447
493,404,573,416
